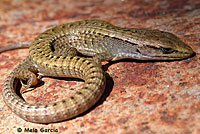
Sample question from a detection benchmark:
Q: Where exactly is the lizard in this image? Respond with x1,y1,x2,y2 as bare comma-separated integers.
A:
0,20,194,123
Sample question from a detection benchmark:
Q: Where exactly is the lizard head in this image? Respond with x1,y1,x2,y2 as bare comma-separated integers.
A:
135,30,195,60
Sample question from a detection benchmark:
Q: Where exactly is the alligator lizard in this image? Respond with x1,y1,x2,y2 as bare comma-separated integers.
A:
0,20,194,123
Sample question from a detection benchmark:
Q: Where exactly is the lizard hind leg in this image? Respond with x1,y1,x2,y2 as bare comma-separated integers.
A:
13,58,39,94
19,47,78,94
18,70,38,94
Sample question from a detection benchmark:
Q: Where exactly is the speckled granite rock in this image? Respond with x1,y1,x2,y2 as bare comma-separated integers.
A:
0,0,199,134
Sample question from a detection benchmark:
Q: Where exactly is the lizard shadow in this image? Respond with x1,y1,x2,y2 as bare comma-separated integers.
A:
102,56,196,71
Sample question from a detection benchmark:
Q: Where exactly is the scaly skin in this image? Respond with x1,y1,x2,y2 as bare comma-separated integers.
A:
1,20,194,123
2,56,105,123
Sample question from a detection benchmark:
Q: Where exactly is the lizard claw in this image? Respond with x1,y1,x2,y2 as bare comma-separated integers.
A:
20,86,35,94
19,72,38,94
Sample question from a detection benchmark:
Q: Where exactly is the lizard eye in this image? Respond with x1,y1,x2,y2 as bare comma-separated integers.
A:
160,47,174,54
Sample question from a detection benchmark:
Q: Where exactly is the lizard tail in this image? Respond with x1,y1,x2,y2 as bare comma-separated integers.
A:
0,41,31,53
